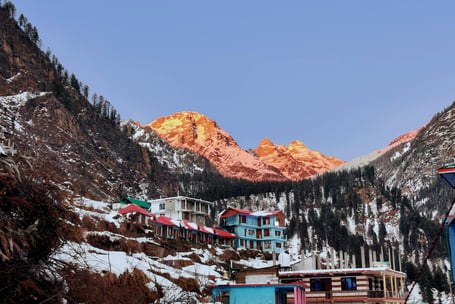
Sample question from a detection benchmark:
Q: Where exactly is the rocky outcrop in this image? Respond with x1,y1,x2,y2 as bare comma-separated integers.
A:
253,138,345,180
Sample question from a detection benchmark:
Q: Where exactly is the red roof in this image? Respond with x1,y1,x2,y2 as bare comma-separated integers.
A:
220,207,282,218
220,207,252,218
214,228,237,238
180,220,199,231
154,216,178,226
118,204,154,217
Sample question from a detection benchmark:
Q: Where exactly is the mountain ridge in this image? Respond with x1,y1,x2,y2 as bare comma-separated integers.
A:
147,111,346,181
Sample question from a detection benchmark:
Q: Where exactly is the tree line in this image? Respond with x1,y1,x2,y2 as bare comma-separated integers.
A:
1,0,121,124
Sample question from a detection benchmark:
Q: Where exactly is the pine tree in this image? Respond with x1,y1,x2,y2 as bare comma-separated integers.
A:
3,1,16,18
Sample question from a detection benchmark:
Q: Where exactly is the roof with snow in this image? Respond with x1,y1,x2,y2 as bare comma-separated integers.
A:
154,216,180,226
179,220,199,231
438,163,455,188
119,197,151,209
279,266,406,277
149,195,214,205
214,228,237,238
219,207,282,218
118,204,154,217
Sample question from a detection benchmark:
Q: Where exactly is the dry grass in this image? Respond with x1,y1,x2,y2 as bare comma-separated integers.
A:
152,269,200,294
85,233,142,254
65,267,161,304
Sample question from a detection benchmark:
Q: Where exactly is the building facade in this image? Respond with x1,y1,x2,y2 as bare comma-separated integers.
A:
279,266,406,304
212,283,305,304
148,196,213,226
219,207,286,253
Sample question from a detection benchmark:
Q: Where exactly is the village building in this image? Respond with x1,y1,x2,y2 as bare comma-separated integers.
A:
117,200,236,248
148,196,213,226
277,247,407,304
211,283,305,304
279,265,406,304
219,207,286,253
438,163,455,286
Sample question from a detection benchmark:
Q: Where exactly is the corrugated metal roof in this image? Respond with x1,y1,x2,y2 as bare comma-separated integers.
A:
220,207,282,218
154,216,178,226
214,228,237,238
119,197,151,209
118,204,154,217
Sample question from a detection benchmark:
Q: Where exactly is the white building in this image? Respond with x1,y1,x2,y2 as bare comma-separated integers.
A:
148,196,213,225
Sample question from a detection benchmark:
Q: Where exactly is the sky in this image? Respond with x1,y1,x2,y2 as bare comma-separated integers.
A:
11,1,455,161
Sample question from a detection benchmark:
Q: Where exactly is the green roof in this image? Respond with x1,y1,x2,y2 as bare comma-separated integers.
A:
118,197,150,209
440,162,455,169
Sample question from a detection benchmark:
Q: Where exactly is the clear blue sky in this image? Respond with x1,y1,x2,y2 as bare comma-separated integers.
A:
12,1,455,161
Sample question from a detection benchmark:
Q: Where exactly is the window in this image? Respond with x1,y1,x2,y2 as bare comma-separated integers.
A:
249,240,254,248
341,277,357,290
248,229,255,236
276,242,282,248
240,239,244,246
310,278,332,291
275,230,281,236
264,229,270,237
239,215,246,223
263,217,270,225
265,240,271,249
159,203,165,210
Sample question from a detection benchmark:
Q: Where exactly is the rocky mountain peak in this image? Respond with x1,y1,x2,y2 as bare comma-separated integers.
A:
253,138,345,181
148,111,288,182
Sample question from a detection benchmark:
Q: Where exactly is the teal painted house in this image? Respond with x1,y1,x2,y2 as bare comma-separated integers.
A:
439,163,455,284
212,283,305,304
219,207,286,253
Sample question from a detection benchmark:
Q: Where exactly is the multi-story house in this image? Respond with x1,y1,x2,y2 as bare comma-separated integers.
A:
279,264,406,304
219,207,286,253
148,196,213,226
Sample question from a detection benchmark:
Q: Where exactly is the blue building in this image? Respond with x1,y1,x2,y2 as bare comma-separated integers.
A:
439,163,455,284
212,283,305,304
219,207,286,253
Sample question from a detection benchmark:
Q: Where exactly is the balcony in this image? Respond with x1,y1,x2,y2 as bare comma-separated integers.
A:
307,290,406,301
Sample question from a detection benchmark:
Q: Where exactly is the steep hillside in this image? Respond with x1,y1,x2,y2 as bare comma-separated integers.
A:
371,103,455,220
0,6,176,200
332,125,425,173
253,138,345,180
121,119,219,175
2,3,454,303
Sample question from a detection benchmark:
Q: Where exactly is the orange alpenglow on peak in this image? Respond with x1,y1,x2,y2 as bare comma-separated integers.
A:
148,112,288,182
147,112,344,182
253,138,345,181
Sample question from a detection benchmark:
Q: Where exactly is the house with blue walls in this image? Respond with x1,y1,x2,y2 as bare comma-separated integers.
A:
438,163,455,285
219,207,286,253
212,283,305,304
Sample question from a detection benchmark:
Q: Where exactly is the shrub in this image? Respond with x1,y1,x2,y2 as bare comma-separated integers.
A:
65,267,160,304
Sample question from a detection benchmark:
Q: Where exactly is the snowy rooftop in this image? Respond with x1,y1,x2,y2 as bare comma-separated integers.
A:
279,266,406,277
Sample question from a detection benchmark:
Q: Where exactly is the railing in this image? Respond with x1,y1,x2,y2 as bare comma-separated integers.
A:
308,290,406,300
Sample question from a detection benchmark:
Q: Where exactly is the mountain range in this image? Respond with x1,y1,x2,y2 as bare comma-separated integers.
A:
1,3,455,303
